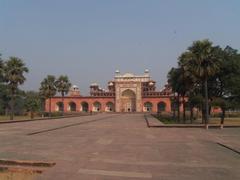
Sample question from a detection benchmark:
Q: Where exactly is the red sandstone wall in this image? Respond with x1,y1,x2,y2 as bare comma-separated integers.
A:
45,97,115,112
45,96,187,113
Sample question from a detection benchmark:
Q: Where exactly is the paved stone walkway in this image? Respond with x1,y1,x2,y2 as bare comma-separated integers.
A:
0,114,239,179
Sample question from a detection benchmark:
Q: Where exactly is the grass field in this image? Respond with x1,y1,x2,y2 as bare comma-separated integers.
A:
0,115,42,121
153,114,240,125
1,114,240,126
208,118,240,125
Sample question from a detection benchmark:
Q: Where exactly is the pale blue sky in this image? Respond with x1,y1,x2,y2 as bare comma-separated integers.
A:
1,0,240,95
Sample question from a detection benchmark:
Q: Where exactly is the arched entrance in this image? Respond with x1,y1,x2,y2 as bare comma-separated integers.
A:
120,89,136,112
81,102,89,112
157,102,166,112
69,102,76,112
144,102,153,112
106,102,114,112
56,102,64,112
93,101,101,112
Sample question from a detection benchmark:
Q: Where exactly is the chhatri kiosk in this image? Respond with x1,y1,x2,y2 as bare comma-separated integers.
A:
46,70,174,113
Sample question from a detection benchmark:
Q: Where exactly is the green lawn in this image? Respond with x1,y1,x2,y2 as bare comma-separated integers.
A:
152,114,177,124
0,115,41,121
153,114,240,125
208,118,240,125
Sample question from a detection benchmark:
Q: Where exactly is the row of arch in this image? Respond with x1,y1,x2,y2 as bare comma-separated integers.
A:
56,101,167,112
55,101,114,112
143,102,166,112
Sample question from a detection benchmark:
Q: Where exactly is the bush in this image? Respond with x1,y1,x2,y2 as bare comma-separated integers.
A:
41,112,63,117
210,111,240,118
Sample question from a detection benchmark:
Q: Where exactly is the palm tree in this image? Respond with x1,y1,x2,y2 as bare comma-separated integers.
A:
55,75,71,115
39,75,56,116
4,57,29,120
187,39,220,128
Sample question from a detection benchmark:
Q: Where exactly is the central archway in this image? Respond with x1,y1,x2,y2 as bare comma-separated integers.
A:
120,89,136,112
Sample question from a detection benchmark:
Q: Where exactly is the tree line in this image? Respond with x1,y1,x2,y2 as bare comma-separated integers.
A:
168,39,240,128
0,54,71,120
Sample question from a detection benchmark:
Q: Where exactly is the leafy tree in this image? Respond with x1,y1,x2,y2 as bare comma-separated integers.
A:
168,40,240,127
0,55,7,114
12,89,25,115
55,75,71,115
168,64,194,123
208,46,240,127
186,40,221,128
170,96,177,120
24,91,41,119
0,84,9,115
168,68,181,122
4,57,29,120
178,52,195,123
218,46,240,102
39,75,56,116
188,94,203,123
211,98,228,128
0,54,4,82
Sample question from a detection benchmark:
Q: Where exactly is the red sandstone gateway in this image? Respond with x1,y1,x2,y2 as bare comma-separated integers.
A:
45,70,180,113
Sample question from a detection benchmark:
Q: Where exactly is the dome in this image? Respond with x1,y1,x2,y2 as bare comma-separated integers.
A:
72,85,78,88
71,85,79,90
149,82,154,86
115,70,120,74
108,82,114,86
145,69,149,73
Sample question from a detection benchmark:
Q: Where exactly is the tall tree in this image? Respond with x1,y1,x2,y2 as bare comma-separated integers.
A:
188,94,203,123
39,75,56,116
168,68,178,121
168,63,194,123
211,98,228,129
168,68,182,122
55,75,71,115
178,52,195,123
209,46,240,126
218,46,240,102
186,40,220,128
4,57,29,120
0,54,4,82
24,91,41,119
168,40,240,127
0,55,7,115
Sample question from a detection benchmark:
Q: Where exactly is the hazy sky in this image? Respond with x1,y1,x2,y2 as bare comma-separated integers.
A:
1,0,240,95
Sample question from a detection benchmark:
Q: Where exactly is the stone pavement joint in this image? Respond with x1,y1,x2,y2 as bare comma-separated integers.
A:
217,142,240,155
27,114,118,135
